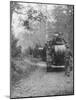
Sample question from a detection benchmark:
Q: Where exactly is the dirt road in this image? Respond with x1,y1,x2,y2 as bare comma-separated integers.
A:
11,59,73,98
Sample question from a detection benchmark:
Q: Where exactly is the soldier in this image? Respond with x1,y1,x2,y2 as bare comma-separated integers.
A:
55,32,67,45
46,39,53,72
64,45,72,76
51,33,59,45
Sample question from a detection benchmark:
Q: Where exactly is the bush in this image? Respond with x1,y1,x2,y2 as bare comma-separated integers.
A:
11,34,21,58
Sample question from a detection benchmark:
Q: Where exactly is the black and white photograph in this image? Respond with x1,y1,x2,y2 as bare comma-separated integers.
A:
10,1,74,99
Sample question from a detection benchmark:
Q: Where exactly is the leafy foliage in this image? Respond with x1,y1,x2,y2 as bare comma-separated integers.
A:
52,5,74,52
11,34,21,58
11,2,74,53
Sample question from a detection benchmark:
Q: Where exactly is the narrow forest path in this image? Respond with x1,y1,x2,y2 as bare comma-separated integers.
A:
11,58,73,98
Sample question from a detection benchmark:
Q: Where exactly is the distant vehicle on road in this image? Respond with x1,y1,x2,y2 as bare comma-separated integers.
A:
45,32,73,74
36,32,73,74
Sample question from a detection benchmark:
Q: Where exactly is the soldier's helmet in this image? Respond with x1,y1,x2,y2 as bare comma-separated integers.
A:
59,32,64,38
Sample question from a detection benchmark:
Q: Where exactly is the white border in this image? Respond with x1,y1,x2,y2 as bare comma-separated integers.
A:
0,0,76,100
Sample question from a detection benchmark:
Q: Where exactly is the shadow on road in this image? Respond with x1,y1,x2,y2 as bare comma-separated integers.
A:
47,68,65,72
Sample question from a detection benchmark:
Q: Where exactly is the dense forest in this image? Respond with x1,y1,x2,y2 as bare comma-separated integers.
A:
10,2,74,57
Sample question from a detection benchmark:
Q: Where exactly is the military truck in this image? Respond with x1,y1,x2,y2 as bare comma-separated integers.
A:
45,32,73,74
